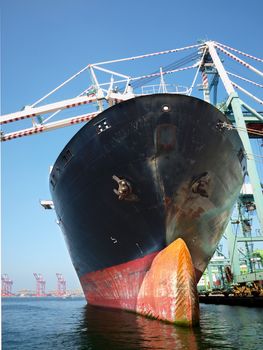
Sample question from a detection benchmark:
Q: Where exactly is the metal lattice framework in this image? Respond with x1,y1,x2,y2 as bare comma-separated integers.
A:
56,273,66,296
1,41,262,139
1,274,13,296
33,273,46,297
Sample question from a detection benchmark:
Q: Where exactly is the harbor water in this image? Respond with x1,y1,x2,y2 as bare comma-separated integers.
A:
2,297,263,349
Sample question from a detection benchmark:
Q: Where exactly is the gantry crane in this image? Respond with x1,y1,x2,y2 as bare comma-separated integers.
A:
2,41,263,285
1,274,13,296
33,273,46,297
56,273,67,296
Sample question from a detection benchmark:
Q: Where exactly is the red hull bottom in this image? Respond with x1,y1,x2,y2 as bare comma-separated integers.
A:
80,240,201,325
80,252,159,311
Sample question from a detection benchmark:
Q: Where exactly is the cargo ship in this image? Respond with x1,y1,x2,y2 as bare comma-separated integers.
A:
50,93,245,325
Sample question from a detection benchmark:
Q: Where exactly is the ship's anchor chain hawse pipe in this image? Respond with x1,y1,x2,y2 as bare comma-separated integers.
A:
112,175,139,202
191,172,210,198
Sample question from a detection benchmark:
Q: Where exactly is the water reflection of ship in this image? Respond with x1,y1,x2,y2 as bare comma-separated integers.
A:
77,304,199,350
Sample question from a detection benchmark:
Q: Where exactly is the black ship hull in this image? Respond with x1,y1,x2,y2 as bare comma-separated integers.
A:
50,94,244,310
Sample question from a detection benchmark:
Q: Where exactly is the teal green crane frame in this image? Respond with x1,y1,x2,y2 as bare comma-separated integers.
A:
203,42,263,284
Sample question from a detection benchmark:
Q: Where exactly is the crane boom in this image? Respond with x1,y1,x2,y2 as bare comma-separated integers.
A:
0,95,100,125
1,41,262,143
1,112,99,141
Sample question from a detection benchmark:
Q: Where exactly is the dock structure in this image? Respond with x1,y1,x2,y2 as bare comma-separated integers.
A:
198,183,263,293
199,295,263,307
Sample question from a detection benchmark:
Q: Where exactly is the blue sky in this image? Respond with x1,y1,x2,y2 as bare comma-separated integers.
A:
1,0,263,292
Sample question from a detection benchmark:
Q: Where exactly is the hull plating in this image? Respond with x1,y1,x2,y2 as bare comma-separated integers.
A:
50,94,244,310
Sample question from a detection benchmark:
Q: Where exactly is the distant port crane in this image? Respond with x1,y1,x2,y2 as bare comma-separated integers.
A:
56,273,67,296
33,273,46,297
1,274,13,296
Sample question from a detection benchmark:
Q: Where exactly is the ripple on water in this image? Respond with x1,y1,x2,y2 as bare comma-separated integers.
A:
2,298,263,350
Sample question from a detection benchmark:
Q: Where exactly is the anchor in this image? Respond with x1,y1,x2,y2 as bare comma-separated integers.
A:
112,175,139,201
191,172,210,198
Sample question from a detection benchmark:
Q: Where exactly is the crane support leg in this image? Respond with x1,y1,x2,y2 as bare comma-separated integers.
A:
225,222,240,282
230,93,263,232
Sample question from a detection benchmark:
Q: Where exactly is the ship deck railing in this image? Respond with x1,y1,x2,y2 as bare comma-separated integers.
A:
140,84,189,95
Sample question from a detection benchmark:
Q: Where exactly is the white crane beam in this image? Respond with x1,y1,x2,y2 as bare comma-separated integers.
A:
206,41,235,95
1,112,98,141
0,95,101,125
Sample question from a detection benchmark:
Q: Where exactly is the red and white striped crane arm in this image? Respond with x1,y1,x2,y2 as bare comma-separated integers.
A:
1,41,262,142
